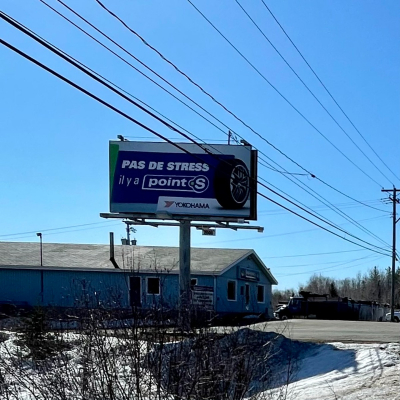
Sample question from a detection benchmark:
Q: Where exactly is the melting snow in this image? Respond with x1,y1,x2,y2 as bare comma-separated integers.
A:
270,342,400,400
0,329,399,399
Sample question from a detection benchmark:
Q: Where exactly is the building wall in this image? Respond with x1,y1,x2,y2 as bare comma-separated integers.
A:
0,269,42,306
0,268,130,309
215,257,274,318
44,270,130,308
0,268,216,311
0,261,274,318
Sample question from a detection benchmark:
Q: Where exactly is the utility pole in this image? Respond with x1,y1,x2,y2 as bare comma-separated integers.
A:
124,221,136,244
381,187,400,322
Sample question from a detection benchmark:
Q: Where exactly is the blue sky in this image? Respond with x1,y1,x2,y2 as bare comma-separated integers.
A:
0,0,399,290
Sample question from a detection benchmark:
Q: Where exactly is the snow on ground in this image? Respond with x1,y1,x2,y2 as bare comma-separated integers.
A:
270,342,400,400
0,328,399,399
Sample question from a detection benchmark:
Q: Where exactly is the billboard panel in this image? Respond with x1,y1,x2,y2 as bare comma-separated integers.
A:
109,141,257,220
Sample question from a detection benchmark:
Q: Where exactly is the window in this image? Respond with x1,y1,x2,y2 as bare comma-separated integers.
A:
257,285,265,303
147,277,160,295
227,280,236,301
190,278,198,287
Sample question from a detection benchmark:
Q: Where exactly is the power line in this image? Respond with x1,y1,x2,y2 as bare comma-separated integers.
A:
0,223,123,241
0,18,391,256
275,254,386,277
84,0,391,235
50,0,318,180
44,0,387,222
315,177,389,213
56,0,391,243
264,248,366,259
273,255,375,269
15,7,388,243
181,2,392,241
259,201,388,214
0,221,118,238
89,0,317,177
197,214,388,246
235,0,394,186
185,0,383,187
40,0,316,183
260,0,400,183
257,166,391,247
0,8,365,244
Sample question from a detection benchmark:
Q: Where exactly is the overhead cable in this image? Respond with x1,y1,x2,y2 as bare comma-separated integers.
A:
0,8,374,245
0,16,391,256
235,0,394,185
0,220,117,238
96,0,384,188
274,254,385,277
44,0,387,221
260,0,400,183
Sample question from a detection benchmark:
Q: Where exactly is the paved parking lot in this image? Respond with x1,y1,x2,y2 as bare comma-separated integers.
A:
256,319,400,343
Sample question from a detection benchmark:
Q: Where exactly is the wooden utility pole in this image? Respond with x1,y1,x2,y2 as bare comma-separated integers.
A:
381,187,400,322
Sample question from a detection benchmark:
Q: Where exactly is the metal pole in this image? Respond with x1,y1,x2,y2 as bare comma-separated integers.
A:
391,189,397,322
37,233,43,304
179,220,191,330
39,235,43,267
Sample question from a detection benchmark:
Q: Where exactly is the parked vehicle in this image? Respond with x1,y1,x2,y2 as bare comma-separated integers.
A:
385,311,400,322
274,291,389,321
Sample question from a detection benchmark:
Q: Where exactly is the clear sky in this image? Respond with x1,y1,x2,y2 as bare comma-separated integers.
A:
0,0,399,290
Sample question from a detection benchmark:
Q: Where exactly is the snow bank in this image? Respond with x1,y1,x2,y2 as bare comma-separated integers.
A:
267,342,400,400
1,327,399,400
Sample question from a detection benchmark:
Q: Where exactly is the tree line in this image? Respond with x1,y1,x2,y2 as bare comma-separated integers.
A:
273,265,400,308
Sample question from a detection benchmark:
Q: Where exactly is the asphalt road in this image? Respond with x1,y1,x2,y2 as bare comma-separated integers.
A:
255,319,400,343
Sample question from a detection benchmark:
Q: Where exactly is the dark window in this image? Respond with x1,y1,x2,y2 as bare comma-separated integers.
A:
147,278,160,295
257,285,265,303
191,278,197,287
245,284,250,305
227,281,236,301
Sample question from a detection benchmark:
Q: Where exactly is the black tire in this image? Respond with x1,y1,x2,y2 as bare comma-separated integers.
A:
214,159,250,209
394,316,399,323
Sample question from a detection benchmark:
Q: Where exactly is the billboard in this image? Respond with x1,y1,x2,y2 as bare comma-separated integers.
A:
109,141,257,220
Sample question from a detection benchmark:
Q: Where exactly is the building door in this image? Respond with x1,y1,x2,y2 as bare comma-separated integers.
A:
130,277,141,307
245,284,250,305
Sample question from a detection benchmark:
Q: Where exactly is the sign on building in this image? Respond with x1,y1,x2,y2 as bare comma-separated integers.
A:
109,141,257,220
192,285,214,309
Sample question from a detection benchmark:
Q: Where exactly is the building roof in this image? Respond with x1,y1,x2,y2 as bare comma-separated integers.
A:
0,242,277,284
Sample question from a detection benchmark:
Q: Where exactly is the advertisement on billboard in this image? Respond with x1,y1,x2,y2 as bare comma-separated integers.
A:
109,141,257,220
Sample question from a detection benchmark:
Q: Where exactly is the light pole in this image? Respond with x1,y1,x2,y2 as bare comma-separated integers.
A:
36,232,43,266
37,233,43,303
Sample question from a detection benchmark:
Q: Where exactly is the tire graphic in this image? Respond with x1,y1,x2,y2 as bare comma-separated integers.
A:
214,159,250,209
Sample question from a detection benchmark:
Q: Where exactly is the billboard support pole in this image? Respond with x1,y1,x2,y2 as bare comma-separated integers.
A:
179,219,191,331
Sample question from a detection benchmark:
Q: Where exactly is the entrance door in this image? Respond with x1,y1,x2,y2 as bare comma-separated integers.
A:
245,284,250,305
130,277,141,307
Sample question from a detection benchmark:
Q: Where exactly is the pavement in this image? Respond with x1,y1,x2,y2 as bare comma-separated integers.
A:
255,319,400,343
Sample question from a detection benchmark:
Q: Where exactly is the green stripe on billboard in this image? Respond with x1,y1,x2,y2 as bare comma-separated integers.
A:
109,143,119,198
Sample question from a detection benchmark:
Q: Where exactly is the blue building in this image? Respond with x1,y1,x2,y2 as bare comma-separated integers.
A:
0,242,277,319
